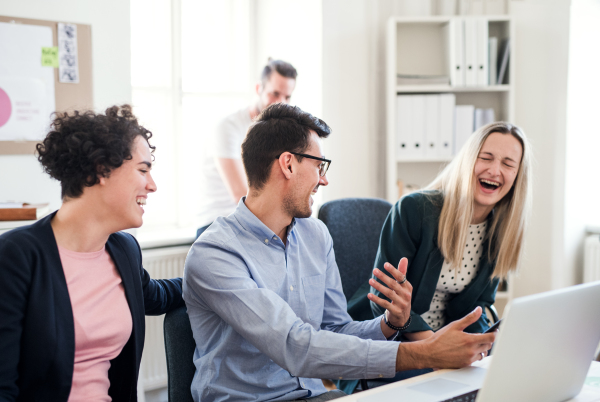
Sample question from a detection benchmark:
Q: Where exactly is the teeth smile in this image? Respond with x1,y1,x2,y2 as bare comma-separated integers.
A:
136,198,146,206
480,179,500,187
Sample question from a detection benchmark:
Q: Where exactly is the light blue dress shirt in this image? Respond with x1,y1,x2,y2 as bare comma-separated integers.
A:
183,198,399,401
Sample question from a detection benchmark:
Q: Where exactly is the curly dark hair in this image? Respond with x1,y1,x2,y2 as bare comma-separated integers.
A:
36,105,155,199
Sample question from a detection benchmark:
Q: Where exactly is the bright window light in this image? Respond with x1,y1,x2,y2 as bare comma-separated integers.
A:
131,0,253,232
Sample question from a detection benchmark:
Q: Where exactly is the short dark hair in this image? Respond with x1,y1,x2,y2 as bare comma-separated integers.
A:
36,105,155,199
241,103,331,190
260,59,298,86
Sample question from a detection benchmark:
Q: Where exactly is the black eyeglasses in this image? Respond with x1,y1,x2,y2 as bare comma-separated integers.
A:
276,152,332,177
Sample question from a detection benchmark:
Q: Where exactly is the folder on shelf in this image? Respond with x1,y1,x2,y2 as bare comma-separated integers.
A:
424,95,439,158
476,19,488,86
464,18,477,86
497,38,511,85
455,105,475,154
411,95,426,158
439,93,456,157
488,36,498,85
0,203,50,221
449,19,465,87
396,95,413,159
474,108,495,130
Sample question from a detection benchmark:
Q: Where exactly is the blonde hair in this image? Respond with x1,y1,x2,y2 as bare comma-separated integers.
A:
425,122,532,279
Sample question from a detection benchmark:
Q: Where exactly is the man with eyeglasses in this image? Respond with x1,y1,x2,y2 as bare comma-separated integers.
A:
183,103,496,402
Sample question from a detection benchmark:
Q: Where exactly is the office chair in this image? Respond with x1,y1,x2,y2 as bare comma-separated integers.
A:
318,197,393,304
486,304,499,324
164,305,196,402
318,197,393,391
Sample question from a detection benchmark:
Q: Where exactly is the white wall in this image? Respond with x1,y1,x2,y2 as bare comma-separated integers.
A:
0,0,132,210
322,0,377,201
509,0,571,296
563,0,600,286
254,0,323,119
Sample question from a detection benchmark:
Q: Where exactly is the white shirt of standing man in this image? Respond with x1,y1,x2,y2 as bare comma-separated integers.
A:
215,71,296,205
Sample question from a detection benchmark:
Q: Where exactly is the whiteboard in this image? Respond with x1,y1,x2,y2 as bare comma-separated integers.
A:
0,22,56,141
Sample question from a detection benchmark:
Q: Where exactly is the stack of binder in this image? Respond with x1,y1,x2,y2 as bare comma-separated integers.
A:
397,95,497,159
396,94,456,159
448,18,496,87
454,106,496,153
488,37,510,85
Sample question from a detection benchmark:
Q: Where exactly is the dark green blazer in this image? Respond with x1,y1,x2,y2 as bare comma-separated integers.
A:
370,190,499,334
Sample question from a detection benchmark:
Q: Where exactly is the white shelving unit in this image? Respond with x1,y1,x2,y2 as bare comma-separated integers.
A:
386,15,515,314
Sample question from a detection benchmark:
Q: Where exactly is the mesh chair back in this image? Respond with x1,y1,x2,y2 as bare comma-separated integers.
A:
164,305,196,402
318,198,393,301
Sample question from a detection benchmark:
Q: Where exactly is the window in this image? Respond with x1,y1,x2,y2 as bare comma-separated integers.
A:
131,0,254,232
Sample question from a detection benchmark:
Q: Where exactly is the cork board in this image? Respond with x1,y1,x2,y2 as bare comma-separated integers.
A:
0,15,93,155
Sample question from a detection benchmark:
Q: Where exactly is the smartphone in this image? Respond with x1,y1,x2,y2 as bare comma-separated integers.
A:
484,319,502,356
484,318,503,333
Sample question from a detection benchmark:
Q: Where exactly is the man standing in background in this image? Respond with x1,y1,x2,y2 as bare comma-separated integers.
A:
197,59,298,237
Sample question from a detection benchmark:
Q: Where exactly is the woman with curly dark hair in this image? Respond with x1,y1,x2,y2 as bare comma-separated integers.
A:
0,105,184,401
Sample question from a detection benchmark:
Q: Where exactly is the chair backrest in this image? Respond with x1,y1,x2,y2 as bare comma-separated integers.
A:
163,305,196,402
318,198,393,302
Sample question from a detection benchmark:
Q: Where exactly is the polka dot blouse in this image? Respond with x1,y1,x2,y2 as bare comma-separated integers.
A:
421,222,487,331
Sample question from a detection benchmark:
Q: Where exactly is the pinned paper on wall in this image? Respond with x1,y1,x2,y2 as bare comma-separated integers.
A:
0,22,55,141
41,47,59,67
58,22,79,83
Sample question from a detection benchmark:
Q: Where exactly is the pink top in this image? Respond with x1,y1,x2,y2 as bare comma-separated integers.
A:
58,245,133,402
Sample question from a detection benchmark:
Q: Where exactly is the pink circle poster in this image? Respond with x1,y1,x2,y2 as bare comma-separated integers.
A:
0,87,11,128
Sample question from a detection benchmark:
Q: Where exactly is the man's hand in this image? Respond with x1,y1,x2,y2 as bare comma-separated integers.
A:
368,258,412,331
403,330,434,342
395,307,497,371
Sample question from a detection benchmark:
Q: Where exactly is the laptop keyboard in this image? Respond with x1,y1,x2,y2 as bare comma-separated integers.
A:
441,389,479,402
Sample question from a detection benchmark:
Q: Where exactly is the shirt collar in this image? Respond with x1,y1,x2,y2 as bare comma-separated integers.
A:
234,197,297,244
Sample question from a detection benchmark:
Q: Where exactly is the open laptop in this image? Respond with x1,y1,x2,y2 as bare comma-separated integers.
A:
358,281,600,402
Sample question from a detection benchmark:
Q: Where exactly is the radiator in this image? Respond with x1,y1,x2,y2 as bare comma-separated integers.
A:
584,234,600,283
140,246,190,391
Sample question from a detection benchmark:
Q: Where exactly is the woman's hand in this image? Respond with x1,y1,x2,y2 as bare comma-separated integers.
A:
368,257,412,329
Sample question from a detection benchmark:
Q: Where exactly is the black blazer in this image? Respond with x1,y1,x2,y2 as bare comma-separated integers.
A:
371,191,499,333
0,213,185,402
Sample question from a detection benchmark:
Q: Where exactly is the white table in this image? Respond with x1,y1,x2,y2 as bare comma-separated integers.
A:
335,359,600,402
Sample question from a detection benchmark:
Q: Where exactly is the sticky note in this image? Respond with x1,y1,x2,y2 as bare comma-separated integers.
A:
585,377,600,388
41,47,59,67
